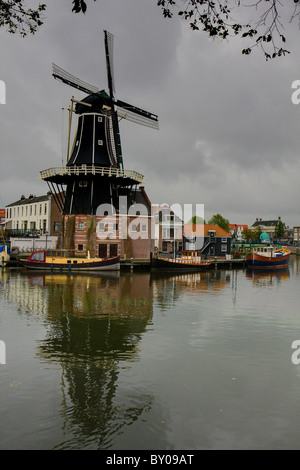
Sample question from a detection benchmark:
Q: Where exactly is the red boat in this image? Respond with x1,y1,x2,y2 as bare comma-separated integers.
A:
246,246,290,269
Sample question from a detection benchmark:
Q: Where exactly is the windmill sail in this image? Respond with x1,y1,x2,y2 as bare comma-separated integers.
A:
104,30,115,98
52,63,100,95
117,100,159,130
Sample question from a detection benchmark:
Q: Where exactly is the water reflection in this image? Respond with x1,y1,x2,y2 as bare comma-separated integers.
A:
0,257,299,449
246,268,290,287
0,269,155,449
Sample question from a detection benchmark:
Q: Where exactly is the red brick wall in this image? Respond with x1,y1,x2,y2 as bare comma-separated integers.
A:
59,213,152,259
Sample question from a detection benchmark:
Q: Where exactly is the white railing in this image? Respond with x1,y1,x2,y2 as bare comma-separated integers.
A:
40,166,144,183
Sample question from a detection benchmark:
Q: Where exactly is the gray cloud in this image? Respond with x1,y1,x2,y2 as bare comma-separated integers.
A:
0,0,299,227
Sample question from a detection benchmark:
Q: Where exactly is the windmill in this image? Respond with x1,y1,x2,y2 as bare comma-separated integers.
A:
41,30,159,215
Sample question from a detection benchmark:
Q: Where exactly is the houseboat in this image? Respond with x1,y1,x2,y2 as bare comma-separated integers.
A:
151,250,213,271
246,246,290,270
20,249,120,271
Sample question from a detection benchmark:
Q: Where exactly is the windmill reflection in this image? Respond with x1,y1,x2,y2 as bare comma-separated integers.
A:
1,270,154,448
0,268,232,448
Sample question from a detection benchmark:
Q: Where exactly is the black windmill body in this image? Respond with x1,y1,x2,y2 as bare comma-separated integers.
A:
41,30,158,215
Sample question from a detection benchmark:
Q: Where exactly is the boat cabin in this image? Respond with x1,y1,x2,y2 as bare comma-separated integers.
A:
181,250,202,260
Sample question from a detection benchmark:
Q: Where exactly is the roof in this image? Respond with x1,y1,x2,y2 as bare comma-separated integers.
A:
184,224,231,237
252,219,281,227
6,194,50,207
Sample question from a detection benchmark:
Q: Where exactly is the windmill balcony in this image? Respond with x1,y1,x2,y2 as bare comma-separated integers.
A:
40,166,144,185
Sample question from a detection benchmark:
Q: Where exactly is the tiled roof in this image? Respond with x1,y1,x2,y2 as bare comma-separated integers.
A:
184,224,231,237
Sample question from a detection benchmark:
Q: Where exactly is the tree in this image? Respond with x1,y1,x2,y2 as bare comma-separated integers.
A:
4,1,300,61
208,213,230,233
187,216,205,224
72,0,299,61
241,228,255,242
157,0,298,60
0,1,46,36
275,220,285,239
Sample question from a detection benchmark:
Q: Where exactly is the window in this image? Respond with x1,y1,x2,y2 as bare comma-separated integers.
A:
79,181,88,187
98,140,103,146
221,238,227,243
78,244,84,251
162,241,168,252
78,222,84,230
132,224,137,232
76,141,79,146
44,204,47,215
98,116,103,122
113,223,118,231
99,223,104,231
142,225,147,232
221,245,227,252
31,251,45,262
54,222,61,233
39,204,42,215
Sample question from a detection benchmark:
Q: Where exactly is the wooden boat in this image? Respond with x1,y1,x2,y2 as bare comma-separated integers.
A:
20,249,120,271
151,250,213,271
246,246,290,270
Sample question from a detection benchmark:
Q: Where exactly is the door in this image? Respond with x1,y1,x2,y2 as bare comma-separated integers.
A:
98,244,107,258
109,244,118,258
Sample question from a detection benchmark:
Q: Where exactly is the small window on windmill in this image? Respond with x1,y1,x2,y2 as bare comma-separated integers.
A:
76,141,79,146
98,140,103,146
79,181,88,187
98,116,103,122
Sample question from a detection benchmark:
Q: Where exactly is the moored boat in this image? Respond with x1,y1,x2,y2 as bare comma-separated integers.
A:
246,246,290,269
20,249,120,271
151,250,213,271
0,245,10,266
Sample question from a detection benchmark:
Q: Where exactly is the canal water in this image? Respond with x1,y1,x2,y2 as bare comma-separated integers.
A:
0,257,300,450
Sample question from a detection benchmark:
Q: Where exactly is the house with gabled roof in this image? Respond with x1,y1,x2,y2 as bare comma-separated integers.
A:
183,224,231,257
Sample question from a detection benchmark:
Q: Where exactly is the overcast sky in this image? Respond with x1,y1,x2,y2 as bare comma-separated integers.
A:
0,0,300,227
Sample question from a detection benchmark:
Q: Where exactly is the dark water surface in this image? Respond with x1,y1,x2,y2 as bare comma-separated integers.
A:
1,258,300,450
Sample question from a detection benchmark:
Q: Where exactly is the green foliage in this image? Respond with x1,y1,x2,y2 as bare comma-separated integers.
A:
187,216,205,224
275,220,285,239
0,1,46,36
241,228,255,242
207,213,230,233
4,1,299,61
156,0,296,60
